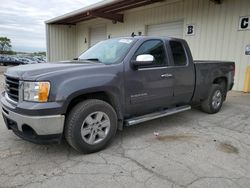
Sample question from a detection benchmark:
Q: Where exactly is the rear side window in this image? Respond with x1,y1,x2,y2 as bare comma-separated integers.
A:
134,40,167,67
169,41,187,66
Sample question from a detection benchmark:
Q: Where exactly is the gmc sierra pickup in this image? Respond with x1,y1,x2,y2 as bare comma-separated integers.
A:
1,36,235,153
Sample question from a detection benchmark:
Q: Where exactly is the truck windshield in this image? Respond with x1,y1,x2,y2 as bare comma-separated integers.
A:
79,38,135,64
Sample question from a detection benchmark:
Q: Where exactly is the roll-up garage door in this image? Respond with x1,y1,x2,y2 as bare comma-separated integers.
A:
90,25,107,47
147,21,184,38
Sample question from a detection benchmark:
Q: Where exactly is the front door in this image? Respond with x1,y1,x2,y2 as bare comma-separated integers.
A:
125,39,174,116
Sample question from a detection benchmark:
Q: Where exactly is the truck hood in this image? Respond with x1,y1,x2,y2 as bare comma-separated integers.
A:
5,61,105,80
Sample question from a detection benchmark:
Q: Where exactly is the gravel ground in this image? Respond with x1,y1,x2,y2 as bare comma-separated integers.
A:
0,65,250,188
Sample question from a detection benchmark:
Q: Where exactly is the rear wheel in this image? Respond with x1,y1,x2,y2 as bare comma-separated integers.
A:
201,84,224,114
65,99,117,153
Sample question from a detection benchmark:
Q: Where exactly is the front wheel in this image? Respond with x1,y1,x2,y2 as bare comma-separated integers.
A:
201,84,224,114
65,99,117,153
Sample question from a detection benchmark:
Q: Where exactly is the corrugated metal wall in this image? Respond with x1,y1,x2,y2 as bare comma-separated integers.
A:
75,20,107,55
46,0,250,91
183,0,250,91
74,0,184,55
46,25,76,62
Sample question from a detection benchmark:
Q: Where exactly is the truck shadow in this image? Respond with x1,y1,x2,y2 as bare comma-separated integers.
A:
9,107,224,157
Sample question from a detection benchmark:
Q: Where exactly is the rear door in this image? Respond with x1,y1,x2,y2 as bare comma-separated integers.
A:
167,40,195,104
125,39,175,116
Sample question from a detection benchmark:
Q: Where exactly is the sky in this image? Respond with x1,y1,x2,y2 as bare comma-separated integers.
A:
0,0,102,52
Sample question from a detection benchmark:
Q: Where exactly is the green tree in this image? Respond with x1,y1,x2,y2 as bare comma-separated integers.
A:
33,51,46,56
0,37,12,52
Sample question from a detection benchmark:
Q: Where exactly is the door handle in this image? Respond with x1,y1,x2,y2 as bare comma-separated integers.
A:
161,73,173,78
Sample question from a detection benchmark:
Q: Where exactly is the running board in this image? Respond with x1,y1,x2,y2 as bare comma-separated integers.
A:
125,105,191,126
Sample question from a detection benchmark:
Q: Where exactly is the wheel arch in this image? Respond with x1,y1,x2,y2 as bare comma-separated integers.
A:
213,77,227,88
212,76,228,100
65,91,123,129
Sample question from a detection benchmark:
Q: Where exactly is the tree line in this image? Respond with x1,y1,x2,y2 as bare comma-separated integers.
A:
0,36,46,56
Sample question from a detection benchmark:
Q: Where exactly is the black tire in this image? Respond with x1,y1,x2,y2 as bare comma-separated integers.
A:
220,81,227,101
65,99,117,153
201,84,224,114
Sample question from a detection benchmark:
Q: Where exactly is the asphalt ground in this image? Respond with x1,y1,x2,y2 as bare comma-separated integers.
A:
0,65,250,188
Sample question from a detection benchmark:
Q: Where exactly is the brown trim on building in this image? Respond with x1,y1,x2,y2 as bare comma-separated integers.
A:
48,0,163,25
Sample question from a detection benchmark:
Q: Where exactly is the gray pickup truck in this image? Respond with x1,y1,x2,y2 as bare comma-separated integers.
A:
1,37,235,153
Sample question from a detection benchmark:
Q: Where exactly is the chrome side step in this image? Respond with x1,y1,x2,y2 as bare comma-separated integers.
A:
125,105,191,126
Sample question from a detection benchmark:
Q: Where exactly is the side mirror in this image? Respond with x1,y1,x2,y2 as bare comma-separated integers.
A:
73,57,79,60
132,54,154,67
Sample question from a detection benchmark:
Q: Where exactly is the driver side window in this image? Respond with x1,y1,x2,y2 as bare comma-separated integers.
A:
133,40,167,67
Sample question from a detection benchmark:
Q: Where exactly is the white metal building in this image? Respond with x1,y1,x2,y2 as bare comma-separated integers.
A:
46,0,250,91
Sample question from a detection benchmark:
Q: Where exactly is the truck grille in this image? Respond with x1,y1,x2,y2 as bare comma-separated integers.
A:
5,76,19,102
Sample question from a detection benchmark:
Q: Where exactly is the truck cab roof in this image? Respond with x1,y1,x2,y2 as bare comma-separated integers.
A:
123,35,185,41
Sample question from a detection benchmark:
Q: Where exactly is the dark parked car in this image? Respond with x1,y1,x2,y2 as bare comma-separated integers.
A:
33,56,46,63
1,36,235,153
18,57,37,64
0,56,5,64
0,56,24,66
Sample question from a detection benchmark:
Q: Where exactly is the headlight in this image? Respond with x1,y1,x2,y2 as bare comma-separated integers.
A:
23,81,50,102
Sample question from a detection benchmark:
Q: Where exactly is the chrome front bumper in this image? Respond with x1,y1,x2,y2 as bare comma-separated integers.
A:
2,106,65,136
